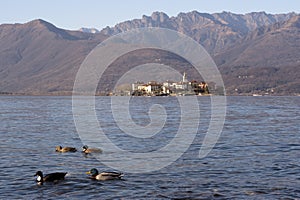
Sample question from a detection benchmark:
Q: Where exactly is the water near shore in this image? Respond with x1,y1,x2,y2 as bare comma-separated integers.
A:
0,96,299,199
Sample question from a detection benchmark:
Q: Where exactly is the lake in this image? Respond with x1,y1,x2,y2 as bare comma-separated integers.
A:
0,96,299,199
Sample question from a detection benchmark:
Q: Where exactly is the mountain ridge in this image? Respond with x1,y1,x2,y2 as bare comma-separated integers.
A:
100,11,297,54
0,11,299,95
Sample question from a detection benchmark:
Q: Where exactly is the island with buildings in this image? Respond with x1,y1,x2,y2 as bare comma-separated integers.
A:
114,72,211,96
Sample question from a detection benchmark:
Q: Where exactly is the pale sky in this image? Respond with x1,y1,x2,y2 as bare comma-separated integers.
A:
1,0,299,30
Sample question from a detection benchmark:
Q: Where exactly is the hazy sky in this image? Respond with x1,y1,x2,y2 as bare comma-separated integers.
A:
1,0,299,30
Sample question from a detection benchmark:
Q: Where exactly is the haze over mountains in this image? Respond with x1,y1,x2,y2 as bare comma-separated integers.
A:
0,11,299,95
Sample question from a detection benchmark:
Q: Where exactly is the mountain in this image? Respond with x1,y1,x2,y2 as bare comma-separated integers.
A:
101,11,296,54
0,19,106,94
0,12,299,95
215,15,300,95
99,11,300,95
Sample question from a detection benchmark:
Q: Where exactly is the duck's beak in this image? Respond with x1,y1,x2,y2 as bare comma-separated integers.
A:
86,171,91,174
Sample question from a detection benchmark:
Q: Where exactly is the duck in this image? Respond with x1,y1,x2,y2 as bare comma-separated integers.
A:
82,145,102,154
55,146,77,153
34,171,67,184
86,168,123,181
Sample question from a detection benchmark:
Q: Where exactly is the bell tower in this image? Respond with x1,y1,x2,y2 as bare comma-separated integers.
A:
182,72,187,83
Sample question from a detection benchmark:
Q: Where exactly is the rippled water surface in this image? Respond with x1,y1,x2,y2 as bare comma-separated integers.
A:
0,96,299,199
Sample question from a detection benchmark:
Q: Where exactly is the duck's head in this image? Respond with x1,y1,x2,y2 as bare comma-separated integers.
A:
55,146,62,151
82,145,89,152
34,171,43,182
86,168,99,177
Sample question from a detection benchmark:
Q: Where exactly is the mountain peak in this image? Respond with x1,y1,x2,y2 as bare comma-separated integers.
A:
151,12,169,22
30,18,48,24
26,19,55,28
24,19,62,34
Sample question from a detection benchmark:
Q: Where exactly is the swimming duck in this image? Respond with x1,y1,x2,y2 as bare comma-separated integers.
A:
82,145,102,154
55,146,77,153
34,171,67,184
86,168,123,181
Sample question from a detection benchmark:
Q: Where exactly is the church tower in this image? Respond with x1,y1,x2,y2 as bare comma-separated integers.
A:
182,72,187,83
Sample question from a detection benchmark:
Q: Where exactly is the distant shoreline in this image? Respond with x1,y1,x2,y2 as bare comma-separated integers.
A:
1,93,299,97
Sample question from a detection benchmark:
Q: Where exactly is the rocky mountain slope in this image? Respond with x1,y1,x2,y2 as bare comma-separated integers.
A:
0,12,299,95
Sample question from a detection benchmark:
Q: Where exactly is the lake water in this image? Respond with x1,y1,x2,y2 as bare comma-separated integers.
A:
0,96,299,199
